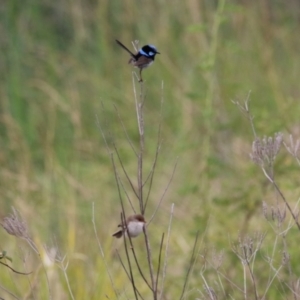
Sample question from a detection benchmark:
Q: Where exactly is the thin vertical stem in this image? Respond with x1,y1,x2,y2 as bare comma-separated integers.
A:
143,226,156,299
133,77,145,213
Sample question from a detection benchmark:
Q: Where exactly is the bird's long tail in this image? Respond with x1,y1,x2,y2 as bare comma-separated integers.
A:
115,40,135,57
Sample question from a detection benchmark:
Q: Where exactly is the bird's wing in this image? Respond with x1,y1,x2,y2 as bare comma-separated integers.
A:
130,56,153,68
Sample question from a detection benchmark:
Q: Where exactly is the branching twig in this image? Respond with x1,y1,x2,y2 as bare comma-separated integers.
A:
116,172,137,214
231,233,265,300
56,255,75,300
148,159,178,225
113,103,138,157
0,261,32,275
97,108,138,213
113,142,139,202
232,91,256,138
200,254,244,293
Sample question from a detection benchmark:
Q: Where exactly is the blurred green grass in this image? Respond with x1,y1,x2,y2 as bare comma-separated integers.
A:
1,0,300,298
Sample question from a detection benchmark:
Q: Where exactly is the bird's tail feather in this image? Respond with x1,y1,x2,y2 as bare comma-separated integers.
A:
115,39,135,57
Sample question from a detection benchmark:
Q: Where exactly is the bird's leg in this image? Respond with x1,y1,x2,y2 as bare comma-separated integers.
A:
139,69,143,82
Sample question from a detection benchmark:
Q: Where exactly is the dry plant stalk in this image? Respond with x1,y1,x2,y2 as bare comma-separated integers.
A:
250,133,300,231
2,208,29,238
231,233,266,300
234,94,300,231
1,208,53,298
233,94,300,299
1,208,38,254
96,72,178,300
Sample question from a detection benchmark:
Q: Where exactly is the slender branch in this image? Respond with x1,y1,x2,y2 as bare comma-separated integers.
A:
97,105,139,207
138,151,144,214
111,153,127,221
232,91,256,138
200,271,216,300
159,203,174,300
180,231,200,300
95,105,113,155
0,261,32,275
121,213,139,300
243,90,256,138
92,202,119,299
144,82,164,211
263,260,283,297
148,158,178,225
133,78,146,213
126,232,153,291
143,141,161,212
200,254,244,293
0,284,20,300
57,256,75,300
155,233,165,297
261,167,300,231
113,104,138,157
111,154,140,299
123,225,153,291
143,226,156,299
116,171,137,214
134,79,159,298
283,281,300,299
243,247,258,300
283,135,300,166
115,250,144,300
131,40,139,53
143,141,161,190
1,208,52,300
242,262,246,300
113,142,139,203
97,108,138,211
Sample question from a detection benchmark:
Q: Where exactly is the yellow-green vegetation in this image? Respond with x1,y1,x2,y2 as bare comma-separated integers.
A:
1,0,300,299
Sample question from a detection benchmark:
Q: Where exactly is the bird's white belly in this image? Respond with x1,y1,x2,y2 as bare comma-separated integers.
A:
127,221,144,237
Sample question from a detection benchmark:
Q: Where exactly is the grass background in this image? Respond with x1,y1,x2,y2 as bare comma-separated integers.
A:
1,0,300,299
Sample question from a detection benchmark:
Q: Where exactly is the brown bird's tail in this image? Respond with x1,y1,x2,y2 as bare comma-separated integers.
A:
112,229,123,238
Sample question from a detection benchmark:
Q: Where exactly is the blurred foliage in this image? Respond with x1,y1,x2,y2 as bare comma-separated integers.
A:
0,0,300,298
